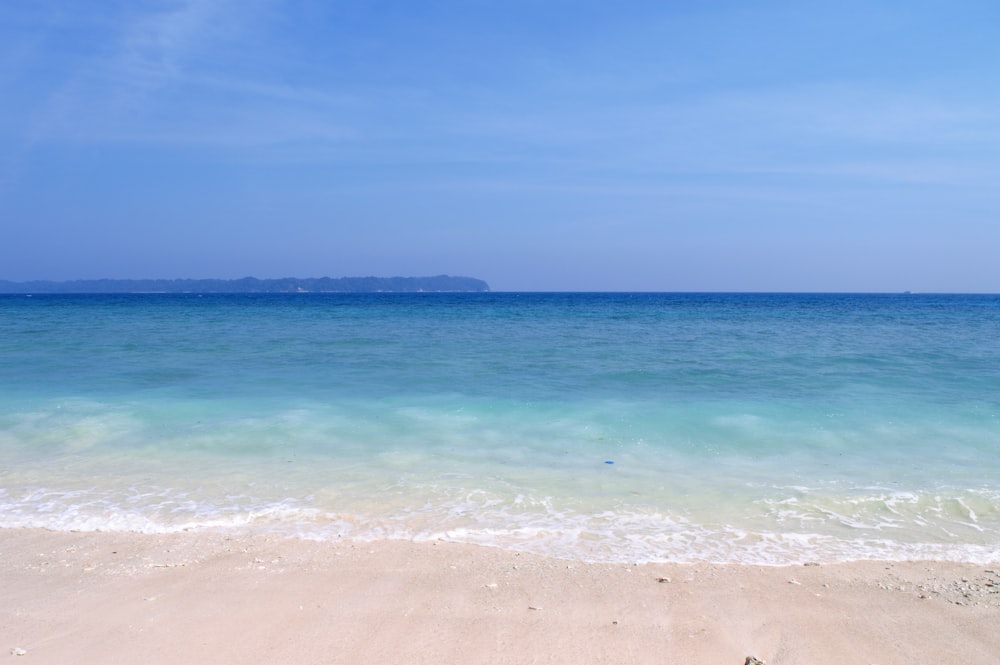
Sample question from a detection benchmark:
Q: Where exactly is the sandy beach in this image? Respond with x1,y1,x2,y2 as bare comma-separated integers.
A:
2,528,998,664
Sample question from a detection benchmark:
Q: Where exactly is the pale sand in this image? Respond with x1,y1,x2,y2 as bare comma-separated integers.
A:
2,528,998,664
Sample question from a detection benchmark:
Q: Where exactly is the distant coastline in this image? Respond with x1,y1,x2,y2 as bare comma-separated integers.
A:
0,275,490,294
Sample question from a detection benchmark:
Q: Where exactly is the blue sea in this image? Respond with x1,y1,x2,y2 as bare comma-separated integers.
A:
1,292,998,564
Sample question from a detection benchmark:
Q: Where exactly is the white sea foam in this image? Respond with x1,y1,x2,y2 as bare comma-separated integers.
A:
3,482,999,565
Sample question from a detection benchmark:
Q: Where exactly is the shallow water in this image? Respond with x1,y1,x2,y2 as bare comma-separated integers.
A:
1,292,998,563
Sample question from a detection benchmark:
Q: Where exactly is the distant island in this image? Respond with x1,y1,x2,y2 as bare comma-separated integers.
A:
0,275,490,294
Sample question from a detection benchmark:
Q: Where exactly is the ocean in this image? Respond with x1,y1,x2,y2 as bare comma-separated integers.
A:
1,292,998,564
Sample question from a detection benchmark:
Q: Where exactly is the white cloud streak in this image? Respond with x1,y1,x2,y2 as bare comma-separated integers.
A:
6,2,1000,191
114,0,241,88
2,0,368,148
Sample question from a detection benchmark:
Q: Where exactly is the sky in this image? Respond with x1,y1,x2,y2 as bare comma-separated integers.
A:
1,0,999,292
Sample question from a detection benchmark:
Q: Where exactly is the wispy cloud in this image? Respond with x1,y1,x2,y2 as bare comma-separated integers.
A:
425,78,1000,189
6,1,1000,191
113,0,243,88
731,83,1000,146
1,0,370,149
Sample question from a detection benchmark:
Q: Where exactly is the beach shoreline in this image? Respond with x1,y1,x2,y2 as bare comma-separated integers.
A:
3,528,998,664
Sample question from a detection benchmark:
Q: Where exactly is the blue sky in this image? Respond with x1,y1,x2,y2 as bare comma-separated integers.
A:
2,0,998,291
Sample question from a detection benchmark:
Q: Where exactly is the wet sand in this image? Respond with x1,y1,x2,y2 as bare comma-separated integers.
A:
2,528,998,664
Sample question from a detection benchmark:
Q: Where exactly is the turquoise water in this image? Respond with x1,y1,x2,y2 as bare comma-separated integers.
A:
1,292,998,563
